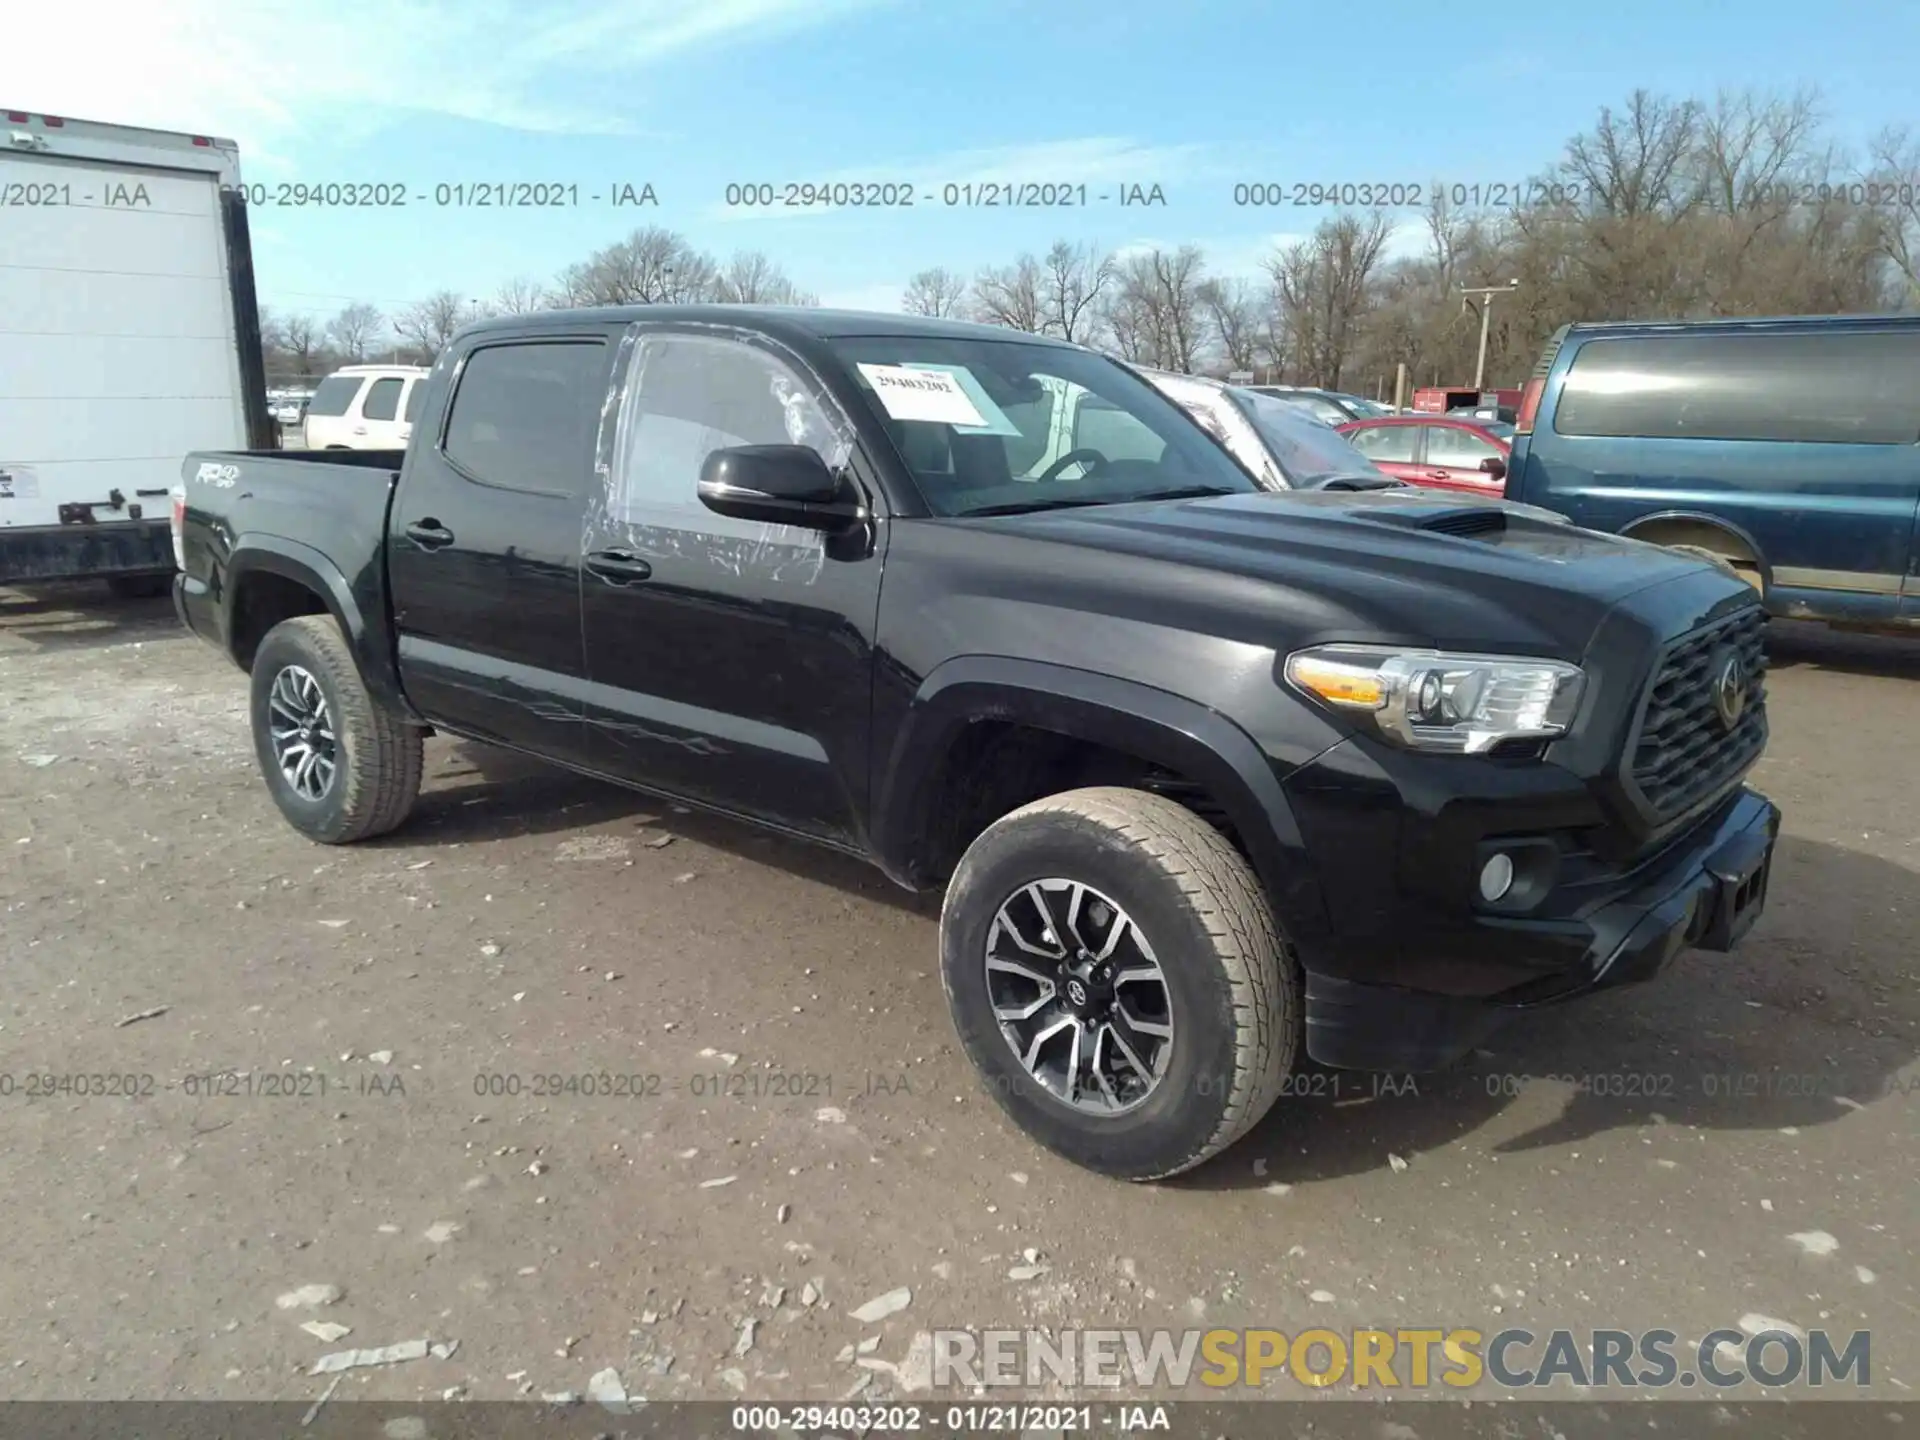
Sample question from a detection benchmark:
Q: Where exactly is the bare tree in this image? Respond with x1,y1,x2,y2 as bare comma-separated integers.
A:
902,267,969,318
491,276,549,315
1107,246,1209,371
1866,125,1920,301
1197,276,1263,373
325,303,382,363
555,227,716,306
1267,213,1391,388
1039,240,1115,343
713,251,810,304
391,291,471,362
972,255,1045,332
1693,88,1821,215
1562,90,1705,218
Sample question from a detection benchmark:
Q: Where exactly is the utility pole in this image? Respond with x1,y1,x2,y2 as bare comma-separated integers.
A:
1460,279,1519,391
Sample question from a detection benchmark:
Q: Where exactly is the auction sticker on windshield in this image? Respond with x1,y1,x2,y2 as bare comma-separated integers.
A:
856,363,989,427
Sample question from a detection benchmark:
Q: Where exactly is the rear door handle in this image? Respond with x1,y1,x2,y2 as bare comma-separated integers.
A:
585,548,652,584
404,520,455,550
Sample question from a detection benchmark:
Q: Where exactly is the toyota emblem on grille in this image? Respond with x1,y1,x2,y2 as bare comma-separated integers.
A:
1711,650,1747,730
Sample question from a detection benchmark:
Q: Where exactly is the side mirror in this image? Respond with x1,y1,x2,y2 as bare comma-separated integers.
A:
1479,455,1507,480
697,444,863,531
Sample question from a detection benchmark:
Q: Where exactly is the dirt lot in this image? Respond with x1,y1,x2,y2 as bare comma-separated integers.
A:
1,582,1915,1408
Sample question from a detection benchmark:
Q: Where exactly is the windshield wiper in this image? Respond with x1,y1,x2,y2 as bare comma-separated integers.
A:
1116,485,1241,503
958,484,1240,518
957,496,1124,517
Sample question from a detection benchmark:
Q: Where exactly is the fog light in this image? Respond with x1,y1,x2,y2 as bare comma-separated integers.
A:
1478,853,1515,903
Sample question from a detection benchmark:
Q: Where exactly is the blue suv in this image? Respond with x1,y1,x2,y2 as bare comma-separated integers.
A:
1504,315,1920,631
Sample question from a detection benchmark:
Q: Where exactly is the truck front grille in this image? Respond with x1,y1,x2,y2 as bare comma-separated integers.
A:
1626,605,1768,822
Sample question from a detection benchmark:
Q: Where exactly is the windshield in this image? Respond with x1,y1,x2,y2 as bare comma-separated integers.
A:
1477,420,1516,440
827,337,1259,517
1227,388,1391,485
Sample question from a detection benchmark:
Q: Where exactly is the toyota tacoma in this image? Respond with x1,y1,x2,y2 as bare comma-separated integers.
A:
173,306,1779,1180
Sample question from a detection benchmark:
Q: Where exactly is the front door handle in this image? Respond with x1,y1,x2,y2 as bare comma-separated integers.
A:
404,520,455,550
584,548,653,585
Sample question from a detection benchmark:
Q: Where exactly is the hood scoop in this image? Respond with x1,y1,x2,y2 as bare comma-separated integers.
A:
1414,507,1508,538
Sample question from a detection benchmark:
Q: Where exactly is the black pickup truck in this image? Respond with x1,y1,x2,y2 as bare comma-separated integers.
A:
174,306,1780,1180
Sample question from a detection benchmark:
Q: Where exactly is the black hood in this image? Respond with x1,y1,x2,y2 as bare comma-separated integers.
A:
990,489,1721,661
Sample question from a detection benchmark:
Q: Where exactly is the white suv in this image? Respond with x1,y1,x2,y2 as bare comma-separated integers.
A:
302,365,431,450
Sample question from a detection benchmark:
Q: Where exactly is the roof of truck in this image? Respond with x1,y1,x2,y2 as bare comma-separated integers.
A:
460,305,1083,348
1564,312,1920,335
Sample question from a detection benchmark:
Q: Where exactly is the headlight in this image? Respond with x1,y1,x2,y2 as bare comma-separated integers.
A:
1284,645,1585,753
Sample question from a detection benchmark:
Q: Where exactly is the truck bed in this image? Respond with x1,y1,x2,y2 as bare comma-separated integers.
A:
177,448,403,667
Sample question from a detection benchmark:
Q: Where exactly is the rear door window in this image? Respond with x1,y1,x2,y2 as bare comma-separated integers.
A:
361,378,403,422
403,379,426,423
1425,425,1503,467
1555,330,1920,445
442,340,610,495
305,375,362,418
1346,425,1419,462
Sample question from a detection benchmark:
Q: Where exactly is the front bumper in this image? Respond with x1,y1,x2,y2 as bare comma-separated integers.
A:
1289,755,1779,1071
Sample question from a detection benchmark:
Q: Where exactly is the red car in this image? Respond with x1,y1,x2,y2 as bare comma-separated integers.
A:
1335,415,1513,496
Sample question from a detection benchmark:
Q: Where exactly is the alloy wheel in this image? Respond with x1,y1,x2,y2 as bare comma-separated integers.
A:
984,878,1174,1114
267,664,338,801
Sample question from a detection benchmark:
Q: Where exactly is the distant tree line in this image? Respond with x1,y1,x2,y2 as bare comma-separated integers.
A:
263,89,1920,394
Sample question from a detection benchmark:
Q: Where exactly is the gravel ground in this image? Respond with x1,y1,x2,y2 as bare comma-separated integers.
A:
0,582,1914,1409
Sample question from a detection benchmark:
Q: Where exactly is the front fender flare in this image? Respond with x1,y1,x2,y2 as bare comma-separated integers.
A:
870,655,1331,948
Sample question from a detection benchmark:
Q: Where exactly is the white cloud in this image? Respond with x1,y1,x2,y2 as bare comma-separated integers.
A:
7,0,893,170
708,137,1214,223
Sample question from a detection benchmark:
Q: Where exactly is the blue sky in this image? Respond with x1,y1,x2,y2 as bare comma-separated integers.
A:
11,0,1919,326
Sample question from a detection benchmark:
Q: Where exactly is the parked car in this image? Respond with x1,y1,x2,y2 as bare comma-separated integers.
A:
174,305,1778,1181
1337,415,1514,496
1129,370,1403,492
1505,314,1920,630
268,389,312,426
302,365,431,450
1243,386,1388,425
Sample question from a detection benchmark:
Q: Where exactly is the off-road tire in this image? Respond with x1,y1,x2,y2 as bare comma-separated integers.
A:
940,786,1298,1181
250,615,423,843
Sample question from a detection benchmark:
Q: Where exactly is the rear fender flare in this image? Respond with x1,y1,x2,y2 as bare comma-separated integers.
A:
870,655,1329,945
226,539,411,716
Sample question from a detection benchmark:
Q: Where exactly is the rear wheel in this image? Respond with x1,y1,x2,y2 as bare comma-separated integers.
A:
249,615,423,843
940,786,1298,1181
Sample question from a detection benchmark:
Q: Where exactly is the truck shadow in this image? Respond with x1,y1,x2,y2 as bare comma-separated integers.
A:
375,737,936,917
369,741,1916,1178
1188,831,1920,1189
1764,619,1920,680
0,582,180,654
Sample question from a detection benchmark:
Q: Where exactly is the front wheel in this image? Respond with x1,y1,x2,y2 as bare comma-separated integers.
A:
940,787,1298,1180
249,615,423,843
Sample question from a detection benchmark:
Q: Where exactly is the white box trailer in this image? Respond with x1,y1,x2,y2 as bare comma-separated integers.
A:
0,107,272,590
